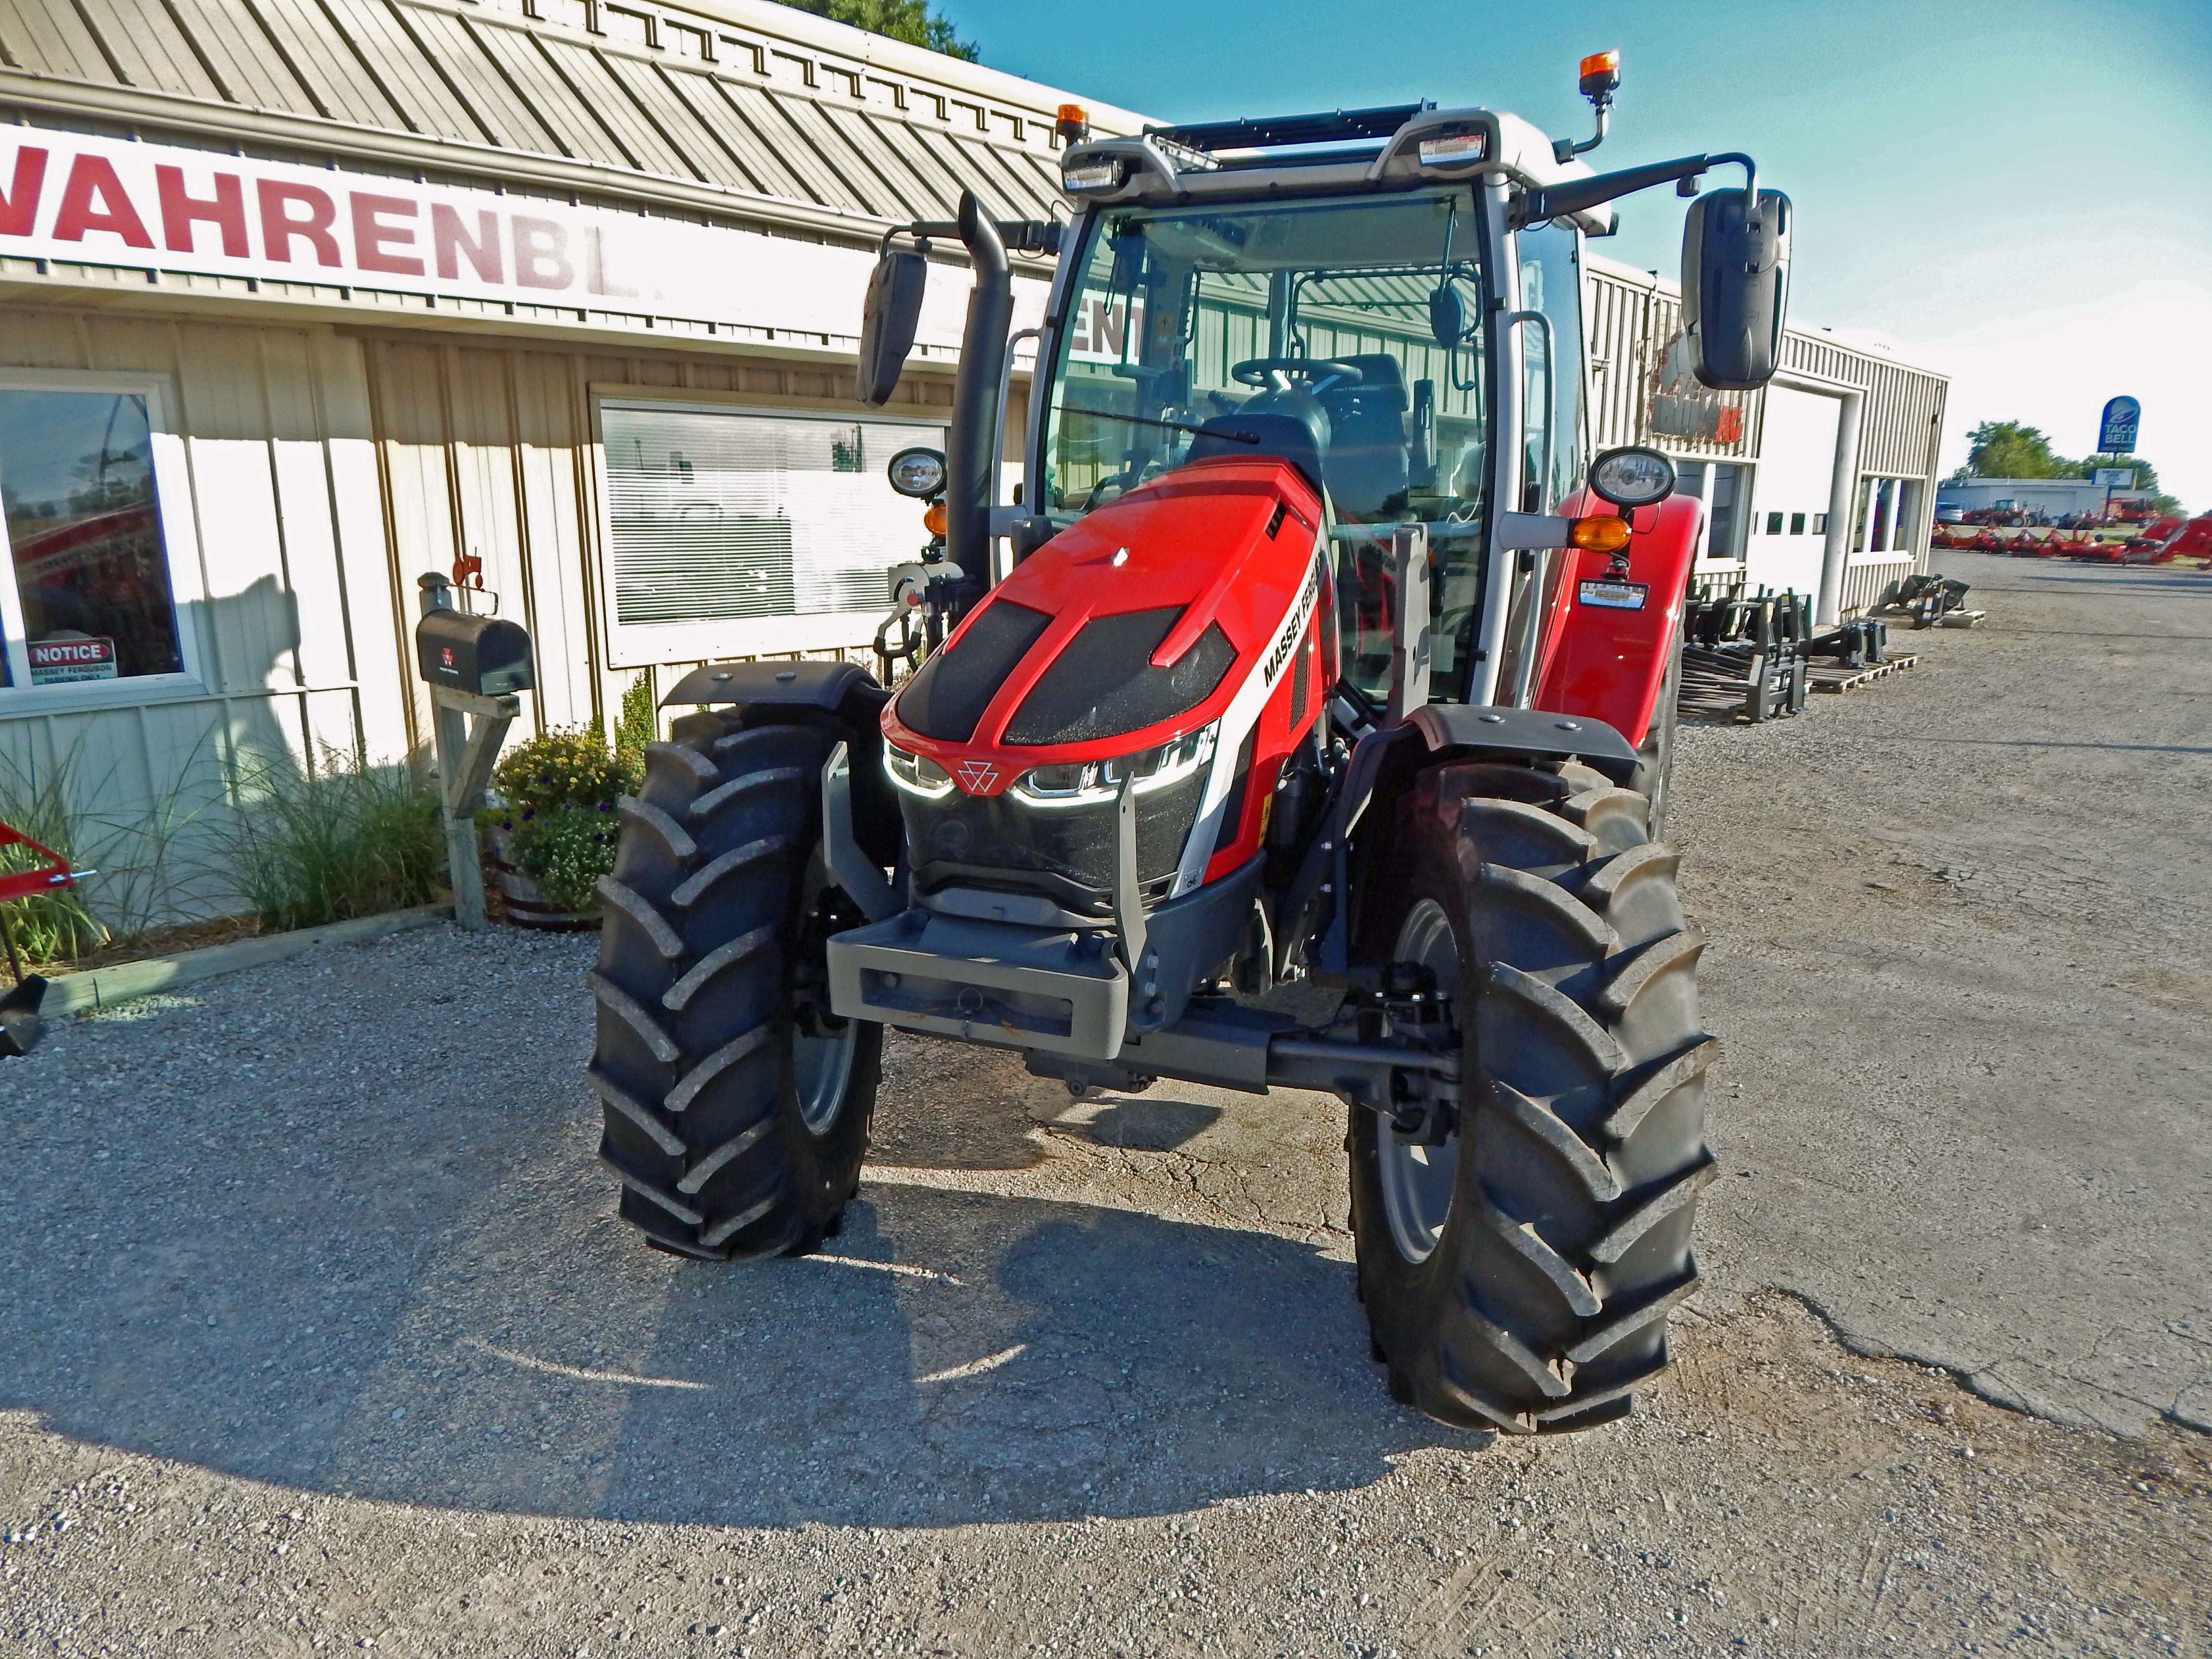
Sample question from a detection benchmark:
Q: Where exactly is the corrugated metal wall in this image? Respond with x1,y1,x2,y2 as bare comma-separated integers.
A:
358,332,959,752
1585,257,1947,610
0,0,1083,231
1584,264,1760,462
0,307,405,917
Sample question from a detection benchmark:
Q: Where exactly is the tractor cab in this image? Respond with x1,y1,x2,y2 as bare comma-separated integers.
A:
1032,153,1586,706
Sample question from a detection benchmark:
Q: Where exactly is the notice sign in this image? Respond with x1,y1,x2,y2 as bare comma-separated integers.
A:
1578,579,1648,611
27,637,118,685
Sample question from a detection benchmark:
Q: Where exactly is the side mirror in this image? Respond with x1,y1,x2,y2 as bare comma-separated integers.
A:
1427,284,1466,351
1680,189,1791,391
855,248,928,407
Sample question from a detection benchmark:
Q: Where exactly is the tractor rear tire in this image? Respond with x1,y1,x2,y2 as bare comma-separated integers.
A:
1349,758,1713,1434
588,721,879,1259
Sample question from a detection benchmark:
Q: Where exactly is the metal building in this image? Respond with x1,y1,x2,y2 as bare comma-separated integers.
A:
1583,257,1947,622
0,0,1946,925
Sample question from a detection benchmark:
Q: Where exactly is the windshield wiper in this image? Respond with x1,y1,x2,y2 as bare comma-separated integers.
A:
1059,409,1259,443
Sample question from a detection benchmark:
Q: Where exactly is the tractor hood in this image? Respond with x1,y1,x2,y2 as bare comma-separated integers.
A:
882,455,1324,793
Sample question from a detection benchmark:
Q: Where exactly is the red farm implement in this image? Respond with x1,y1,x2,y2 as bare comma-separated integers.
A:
0,821,80,1056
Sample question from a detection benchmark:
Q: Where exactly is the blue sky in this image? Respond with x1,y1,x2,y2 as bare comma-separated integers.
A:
954,0,2212,509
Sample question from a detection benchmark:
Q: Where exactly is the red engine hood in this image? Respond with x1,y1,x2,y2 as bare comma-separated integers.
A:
883,456,1323,792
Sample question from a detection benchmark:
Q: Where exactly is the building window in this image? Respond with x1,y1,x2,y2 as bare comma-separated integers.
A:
1789,512,1807,535
1813,513,1828,534
1672,460,1747,563
0,376,194,695
1764,511,1784,536
597,400,949,667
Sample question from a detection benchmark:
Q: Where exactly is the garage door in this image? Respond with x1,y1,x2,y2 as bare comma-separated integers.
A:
1744,387,1839,599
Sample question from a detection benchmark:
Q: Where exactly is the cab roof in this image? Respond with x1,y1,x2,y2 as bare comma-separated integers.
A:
1061,104,1610,233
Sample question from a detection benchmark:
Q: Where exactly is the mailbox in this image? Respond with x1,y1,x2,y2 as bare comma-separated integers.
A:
416,609,534,696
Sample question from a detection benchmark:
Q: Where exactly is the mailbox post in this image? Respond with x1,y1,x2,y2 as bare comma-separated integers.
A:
415,573,533,928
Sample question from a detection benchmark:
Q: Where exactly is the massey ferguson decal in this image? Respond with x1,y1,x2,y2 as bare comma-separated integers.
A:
954,759,1000,794
1262,558,1324,689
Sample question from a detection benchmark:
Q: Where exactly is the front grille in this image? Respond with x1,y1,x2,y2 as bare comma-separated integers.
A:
902,770,1206,914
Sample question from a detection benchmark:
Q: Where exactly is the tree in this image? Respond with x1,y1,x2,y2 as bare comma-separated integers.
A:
787,0,977,60
1953,420,2076,481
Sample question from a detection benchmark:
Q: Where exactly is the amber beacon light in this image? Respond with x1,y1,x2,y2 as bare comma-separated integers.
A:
1579,50,1621,101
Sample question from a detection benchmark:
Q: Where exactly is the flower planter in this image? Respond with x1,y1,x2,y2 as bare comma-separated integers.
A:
482,827,601,932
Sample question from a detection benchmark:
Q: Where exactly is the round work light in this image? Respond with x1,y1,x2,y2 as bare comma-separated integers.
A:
1588,445,1677,509
887,446,948,499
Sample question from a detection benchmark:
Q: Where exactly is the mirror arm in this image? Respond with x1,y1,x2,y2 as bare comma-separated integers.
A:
881,218,1064,257
1521,152,1757,225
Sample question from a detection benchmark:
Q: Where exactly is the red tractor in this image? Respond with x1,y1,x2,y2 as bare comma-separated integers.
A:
585,61,1791,1435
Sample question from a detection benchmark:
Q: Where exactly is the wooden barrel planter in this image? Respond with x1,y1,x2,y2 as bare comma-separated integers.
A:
481,826,602,931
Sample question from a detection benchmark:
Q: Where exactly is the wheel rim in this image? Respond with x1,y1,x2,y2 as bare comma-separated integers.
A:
1377,897,1462,1264
793,1019,857,1134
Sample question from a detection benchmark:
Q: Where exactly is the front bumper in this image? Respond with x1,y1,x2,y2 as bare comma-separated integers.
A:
825,856,1262,1061
826,909,1129,1057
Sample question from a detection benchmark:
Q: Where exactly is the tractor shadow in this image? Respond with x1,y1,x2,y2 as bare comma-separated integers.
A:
0,937,1479,1530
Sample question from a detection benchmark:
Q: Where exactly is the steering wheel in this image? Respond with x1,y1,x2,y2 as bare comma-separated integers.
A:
1231,357,1367,390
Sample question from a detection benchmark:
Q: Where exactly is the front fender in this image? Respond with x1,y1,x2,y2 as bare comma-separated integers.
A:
1532,491,1701,749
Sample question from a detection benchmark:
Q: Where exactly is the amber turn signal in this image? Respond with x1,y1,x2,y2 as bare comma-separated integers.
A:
923,502,949,539
1569,514,1632,553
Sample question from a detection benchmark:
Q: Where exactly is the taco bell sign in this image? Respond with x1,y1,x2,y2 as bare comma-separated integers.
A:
2097,396,2140,456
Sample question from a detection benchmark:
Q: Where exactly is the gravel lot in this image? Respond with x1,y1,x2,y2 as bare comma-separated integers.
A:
1,550,2205,1657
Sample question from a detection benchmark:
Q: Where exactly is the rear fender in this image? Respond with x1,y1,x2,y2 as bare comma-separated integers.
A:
1532,491,1701,749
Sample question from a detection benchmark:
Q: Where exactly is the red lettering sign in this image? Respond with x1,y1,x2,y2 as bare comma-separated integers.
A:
157,166,249,257
258,180,340,266
432,204,502,283
350,192,422,276
51,155,153,249
0,147,46,237
512,217,572,290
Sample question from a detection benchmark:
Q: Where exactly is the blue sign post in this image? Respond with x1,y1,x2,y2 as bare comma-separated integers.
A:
2097,396,2140,456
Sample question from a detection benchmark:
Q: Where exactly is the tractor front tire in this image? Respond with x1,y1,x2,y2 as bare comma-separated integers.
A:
1350,759,1713,1433
1629,627,1684,839
588,721,879,1259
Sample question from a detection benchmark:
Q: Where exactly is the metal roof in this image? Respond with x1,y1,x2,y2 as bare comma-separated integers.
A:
0,0,1149,242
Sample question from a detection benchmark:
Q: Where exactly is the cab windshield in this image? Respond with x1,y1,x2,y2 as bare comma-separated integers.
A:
1037,190,1579,701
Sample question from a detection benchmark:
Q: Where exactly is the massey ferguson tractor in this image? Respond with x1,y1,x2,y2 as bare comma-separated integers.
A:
585,56,1791,1435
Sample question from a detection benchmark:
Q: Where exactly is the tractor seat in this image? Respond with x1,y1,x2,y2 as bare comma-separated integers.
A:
1183,405,1327,497
1317,354,1411,522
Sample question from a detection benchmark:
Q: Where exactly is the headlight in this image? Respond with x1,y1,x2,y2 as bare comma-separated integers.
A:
1010,723,1215,807
1417,130,1488,167
1061,156,1125,193
884,742,953,797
